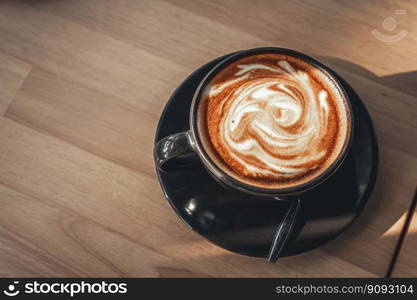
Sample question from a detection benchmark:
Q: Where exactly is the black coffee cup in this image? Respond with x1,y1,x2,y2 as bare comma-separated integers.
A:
154,47,354,262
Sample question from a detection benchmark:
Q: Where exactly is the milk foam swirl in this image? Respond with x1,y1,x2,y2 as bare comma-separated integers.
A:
207,59,337,182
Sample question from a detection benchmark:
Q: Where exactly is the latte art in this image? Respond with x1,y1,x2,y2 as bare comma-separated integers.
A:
199,53,350,189
219,61,331,178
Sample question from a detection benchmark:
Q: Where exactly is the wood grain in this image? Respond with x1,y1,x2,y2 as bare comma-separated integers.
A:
0,118,375,277
0,0,416,277
0,52,31,115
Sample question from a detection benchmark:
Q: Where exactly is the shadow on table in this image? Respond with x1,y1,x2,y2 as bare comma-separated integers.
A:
166,57,417,277
317,56,417,253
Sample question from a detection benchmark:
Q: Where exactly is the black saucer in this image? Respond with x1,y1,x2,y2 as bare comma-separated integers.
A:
154,54,378,258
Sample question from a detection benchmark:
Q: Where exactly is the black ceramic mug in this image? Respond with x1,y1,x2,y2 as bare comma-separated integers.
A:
154,47,354,262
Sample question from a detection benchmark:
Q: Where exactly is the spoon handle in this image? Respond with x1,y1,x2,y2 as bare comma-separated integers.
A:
267,198,301,263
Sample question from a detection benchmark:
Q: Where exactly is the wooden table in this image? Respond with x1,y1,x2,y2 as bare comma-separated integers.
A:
0,0,416,277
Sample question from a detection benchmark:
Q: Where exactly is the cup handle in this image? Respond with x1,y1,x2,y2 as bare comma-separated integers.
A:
267,197,302,263
155,131,196,172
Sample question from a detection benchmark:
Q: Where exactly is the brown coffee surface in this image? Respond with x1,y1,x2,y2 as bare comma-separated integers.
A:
198,53,351,189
